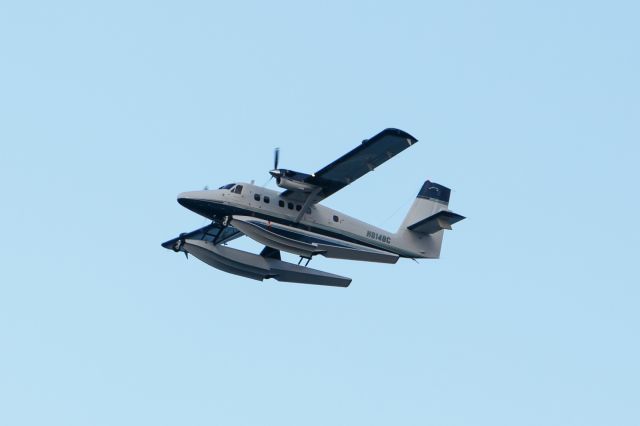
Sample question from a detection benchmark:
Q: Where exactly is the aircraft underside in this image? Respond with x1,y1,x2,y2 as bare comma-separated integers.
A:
162,213,401,287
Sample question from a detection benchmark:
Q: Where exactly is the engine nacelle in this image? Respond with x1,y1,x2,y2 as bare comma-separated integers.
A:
270,168,318,193
276,176,318,193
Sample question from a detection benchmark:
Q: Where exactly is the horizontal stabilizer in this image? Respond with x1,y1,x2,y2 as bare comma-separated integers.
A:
407,210,465,234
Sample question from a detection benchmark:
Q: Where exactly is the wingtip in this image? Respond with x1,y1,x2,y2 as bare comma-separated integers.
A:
379,128,418,143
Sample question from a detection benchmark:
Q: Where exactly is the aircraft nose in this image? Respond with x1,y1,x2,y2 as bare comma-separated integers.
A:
177,191,201,209
177,197,190,208
177,191,214,217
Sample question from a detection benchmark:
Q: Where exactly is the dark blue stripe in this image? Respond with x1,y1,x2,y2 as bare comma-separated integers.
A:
417,181,451,203
251,222,352,248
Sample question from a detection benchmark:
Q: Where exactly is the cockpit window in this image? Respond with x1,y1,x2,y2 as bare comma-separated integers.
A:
233,185,243,194
219,183,235,190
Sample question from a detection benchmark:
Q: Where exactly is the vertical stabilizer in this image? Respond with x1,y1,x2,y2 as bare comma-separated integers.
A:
395,181,462,258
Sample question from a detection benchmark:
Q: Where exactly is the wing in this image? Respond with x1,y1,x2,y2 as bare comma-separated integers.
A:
281,128,417,203
161,222,242,252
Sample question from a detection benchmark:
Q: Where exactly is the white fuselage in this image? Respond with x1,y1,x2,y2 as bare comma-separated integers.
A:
177,182,427,258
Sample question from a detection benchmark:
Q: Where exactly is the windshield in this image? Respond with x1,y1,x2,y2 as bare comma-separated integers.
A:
218,183,235,190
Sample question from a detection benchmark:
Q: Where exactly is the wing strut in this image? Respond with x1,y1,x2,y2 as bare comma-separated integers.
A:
294,187,322,223
212,223,227,245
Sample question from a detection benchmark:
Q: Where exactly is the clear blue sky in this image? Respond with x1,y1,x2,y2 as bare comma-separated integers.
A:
1,1,638,425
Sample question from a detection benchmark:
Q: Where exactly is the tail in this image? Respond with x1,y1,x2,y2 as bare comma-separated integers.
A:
394,181,465,258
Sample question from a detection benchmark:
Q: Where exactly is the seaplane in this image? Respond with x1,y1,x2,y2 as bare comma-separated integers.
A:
162,128,464,287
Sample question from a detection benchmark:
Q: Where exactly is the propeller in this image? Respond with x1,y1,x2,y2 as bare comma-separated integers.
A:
173,234,189,259
267,147,282,184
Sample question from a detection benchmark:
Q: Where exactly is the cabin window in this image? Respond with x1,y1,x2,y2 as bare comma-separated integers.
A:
333,215,339,222
279,200,285,207
295,204,302,211
288,202,294,210
232,185,243,194
264,196,270,204
254,194,261,201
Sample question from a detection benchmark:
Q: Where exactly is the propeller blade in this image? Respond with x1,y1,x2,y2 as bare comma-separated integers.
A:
262,175,273,187
274,147,280,170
